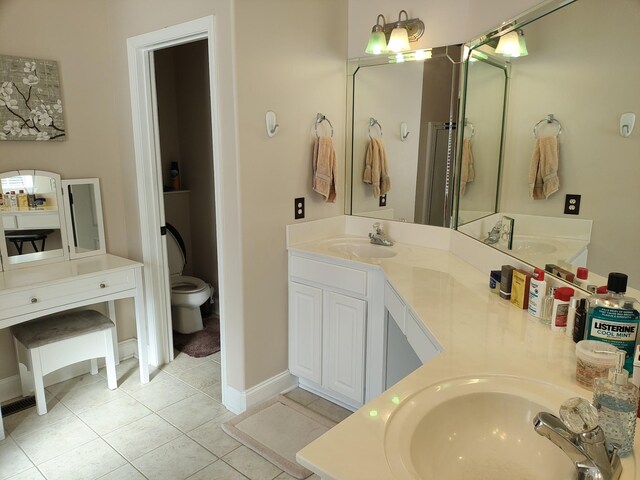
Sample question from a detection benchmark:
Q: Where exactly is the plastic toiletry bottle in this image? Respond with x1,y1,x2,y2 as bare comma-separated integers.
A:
551,287,575,332
499,265,514,300
565,297,579,338
585,272,640,372
575,267,589,287
541,287,556,326
572,298,588,343
633,345,640,418
527,268,547,318
592,350,639,457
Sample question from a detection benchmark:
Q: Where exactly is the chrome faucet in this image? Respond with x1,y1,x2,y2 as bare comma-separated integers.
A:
533,398,622,480
483,218,502,245
369,222,394,246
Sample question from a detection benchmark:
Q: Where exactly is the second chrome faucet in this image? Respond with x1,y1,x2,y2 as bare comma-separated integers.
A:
369,222,394,246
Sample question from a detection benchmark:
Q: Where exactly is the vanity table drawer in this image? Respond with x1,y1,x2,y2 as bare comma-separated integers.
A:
0,270,135,319
290,255,367,296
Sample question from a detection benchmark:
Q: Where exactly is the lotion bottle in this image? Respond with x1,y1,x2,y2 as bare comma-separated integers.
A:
551,287,575,332
593,350,639,457
528,268,547,319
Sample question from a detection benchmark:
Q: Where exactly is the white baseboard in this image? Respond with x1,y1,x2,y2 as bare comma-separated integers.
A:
0,338,138,403
224,370,296,415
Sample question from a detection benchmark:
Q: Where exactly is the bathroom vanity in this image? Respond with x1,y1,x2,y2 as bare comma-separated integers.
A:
0,171,149,440
287,216,638,480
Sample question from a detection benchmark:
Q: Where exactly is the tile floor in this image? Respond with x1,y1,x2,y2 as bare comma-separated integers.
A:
0,351,352,480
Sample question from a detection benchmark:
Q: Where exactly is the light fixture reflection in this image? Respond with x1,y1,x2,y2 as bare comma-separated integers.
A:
495,29,528,57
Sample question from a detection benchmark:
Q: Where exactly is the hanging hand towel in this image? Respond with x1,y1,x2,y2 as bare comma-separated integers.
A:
362,137,390,197
312,136,337,203
529,135,559,200
460,138,475,195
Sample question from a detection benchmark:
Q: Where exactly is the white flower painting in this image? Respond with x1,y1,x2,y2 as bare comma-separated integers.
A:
0,55,65,141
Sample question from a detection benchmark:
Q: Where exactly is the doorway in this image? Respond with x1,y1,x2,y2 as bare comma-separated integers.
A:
127,16,237,409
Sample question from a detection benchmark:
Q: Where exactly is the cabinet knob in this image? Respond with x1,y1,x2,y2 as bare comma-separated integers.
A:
99,283,106,289
30,297,38,303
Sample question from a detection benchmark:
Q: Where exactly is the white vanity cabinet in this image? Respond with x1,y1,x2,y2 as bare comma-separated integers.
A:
288,253,370,409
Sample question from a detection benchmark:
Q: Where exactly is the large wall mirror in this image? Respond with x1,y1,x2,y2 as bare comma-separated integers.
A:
0,170,105,271
455,0,640,290
346,45,463,227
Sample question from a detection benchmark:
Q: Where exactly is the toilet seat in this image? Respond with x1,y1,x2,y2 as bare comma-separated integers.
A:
170,275,208,294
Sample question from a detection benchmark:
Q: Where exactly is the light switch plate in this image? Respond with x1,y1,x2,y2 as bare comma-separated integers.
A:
294,197,305,219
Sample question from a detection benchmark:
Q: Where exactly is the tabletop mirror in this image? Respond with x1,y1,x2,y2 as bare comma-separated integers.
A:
0,170,105,271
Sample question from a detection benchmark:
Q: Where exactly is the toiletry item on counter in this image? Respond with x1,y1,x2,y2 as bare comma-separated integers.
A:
489,270,501,294
585,272,640,372
551,287,575,332
575,267,589,287
527,268,547,318
500,265,515,300
592,350,638,457
575,340,621,389
572,298,588,343
565,298,579,338
633,345,640,418
587,285,598,293
170,161,181,191
17,190,28,210
510,269,531,309
545,263,575,283
9,191,17,209
0,192,3,209
541,287,556,326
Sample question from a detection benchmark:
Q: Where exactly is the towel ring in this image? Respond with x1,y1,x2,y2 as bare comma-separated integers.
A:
533,114,562,138
368,117,383,139
315,113,334,138
464,118,475,139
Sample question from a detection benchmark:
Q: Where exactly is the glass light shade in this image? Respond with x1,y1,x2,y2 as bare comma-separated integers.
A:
495,31,520,57
365,30,387,55
387,26,410,53
517,32,528,57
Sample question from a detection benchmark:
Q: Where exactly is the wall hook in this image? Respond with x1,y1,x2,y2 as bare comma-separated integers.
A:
620,112,635,138
266,111,279,137
400,122,410,141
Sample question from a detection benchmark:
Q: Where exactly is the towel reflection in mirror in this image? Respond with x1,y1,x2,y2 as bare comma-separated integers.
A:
363,137,391,198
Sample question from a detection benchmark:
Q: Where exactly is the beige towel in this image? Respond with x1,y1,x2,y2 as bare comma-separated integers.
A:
312,136,337,203
529,136,559,200
460,138,475,195
362,137,390,197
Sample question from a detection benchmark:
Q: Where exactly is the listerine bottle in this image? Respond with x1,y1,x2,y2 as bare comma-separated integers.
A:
585,272,640,372
593,350,639,457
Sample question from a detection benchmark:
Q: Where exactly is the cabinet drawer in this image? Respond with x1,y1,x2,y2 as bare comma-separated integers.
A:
406,309,441,364
290,255,367,296
384,281,406,333
18,212,60,229
0,269,135,319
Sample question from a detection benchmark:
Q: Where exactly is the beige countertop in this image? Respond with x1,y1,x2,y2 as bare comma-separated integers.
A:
290,236,638,480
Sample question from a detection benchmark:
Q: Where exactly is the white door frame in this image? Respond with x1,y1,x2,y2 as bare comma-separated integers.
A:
127,16,232,401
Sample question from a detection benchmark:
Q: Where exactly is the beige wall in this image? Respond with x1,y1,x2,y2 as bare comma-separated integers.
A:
499,0,640,287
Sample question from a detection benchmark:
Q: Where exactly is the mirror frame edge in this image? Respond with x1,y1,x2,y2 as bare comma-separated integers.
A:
61,178,106,260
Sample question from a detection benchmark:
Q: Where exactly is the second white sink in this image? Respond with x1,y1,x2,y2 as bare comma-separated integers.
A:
327,239,397,259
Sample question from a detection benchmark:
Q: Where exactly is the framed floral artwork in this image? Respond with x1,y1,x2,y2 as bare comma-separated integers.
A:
0,55,65,141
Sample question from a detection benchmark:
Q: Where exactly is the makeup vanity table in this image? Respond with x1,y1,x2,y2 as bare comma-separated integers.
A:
0,171,149,440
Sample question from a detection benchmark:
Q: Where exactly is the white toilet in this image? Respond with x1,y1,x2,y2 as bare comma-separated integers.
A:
166,224,212,334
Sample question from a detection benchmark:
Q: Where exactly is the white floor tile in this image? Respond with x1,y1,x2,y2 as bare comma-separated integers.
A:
37,438,126,480
0,436,34,480
13,416,98,465
51,377,126,414
2,397,74,439
95,463,145,480
157,393,228,432
210,351,221,364
2,467,45,480
99,357,170,393
45,372,105,398
305,398,351,423
200,381,221,402
103,414,182,461
222,446,282,480
188,416,241,458
283,388,321,407
132,435,216,480
127,377,198,411
77,395,152,435
186,460,248,480
161,352,213,375
177,362,221,390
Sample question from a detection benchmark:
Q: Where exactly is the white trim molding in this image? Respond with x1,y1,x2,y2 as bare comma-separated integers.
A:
224,371,297,415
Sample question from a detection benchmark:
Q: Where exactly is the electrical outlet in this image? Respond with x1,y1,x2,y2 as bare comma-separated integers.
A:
294,197,305,219
379,194,387,207
564,194,581,215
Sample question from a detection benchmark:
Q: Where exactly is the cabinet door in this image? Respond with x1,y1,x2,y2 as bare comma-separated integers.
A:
289,282,322,384
323,292,366,404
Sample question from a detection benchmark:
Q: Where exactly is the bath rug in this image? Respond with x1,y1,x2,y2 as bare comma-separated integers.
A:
222,394,336,479
172,313,220,357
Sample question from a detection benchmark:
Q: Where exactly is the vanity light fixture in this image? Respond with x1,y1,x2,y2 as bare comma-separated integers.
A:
495,29,528,57
365,10,425,55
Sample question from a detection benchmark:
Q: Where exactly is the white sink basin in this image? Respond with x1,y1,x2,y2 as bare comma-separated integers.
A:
511,237,558,254
327,239,397,259
384,376,578,480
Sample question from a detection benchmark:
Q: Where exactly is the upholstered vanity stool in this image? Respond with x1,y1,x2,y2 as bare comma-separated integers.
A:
11,309,118,415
